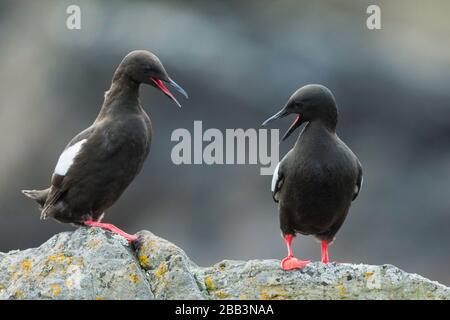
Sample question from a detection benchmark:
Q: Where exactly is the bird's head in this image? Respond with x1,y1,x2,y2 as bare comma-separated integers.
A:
262,84,338,141
116,50,188,107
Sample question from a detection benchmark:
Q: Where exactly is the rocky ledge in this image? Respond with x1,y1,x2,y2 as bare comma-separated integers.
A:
0,228,448,300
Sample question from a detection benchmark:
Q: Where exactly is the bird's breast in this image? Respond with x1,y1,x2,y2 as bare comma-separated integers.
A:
283,139,358,207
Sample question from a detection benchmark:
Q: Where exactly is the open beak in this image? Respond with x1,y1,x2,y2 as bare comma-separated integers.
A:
262,109,302,142
150,77,188,108
281,114,302,141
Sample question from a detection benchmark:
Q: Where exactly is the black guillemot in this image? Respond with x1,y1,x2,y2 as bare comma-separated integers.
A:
22,50,188,242
262,84,363,270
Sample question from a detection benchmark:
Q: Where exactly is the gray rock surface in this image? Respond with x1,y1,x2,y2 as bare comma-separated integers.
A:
0,227,448,300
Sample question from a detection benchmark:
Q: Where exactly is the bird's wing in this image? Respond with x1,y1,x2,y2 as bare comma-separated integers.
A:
271,161,284,203
41,127,95,218
352,161,363,201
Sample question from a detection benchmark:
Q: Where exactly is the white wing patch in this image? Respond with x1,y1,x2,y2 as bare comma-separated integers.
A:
54,139,87,176
271,162,280,192
361,175,364,190
354,175,363,195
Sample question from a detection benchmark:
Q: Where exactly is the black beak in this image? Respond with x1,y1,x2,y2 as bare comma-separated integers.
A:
262,108,302,142
167,78,189,99
261,108,288,127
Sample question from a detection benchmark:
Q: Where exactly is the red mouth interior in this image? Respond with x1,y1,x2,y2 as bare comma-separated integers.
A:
151,78,178,103
288,114,301,131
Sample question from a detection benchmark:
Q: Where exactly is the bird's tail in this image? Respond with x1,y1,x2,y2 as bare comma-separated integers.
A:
21,188,49,208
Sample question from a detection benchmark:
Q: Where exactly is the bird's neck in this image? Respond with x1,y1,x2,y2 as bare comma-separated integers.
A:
98,71,141,118
312,112,338,132
294,120,336,148
105,71,140,104
311,103,338,132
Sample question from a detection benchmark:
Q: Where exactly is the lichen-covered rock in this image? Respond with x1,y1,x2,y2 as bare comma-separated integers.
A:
194,260,450,300
0,228,152,299
136,230,206,299
0,227,448,300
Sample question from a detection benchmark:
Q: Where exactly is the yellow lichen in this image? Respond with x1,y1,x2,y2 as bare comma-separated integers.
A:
364,271,374,279
139,255,150,268
95,296,106,300
215,291,231,299
13,290,23,298
20,259,32,271
239,294,248,300
155,262,168,278
336,284,347,295
51,284,62,296
48,253,72,265
129,273,140,284
259,287,288,300
204,276,215,291
260,291,270,300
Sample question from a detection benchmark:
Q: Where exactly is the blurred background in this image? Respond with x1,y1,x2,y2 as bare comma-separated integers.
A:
0,0,449,285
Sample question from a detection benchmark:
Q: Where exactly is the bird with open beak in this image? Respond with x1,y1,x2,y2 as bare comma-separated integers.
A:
22,50,188,242
262,84,363,270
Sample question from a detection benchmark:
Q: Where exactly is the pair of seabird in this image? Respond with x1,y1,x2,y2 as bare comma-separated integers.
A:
23,50,362,270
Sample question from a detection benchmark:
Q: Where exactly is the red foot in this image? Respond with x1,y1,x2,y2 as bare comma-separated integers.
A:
84,219,138,243
281,256,310,270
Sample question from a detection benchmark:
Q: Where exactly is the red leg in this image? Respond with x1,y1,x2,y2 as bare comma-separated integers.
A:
281,234,310,270
84,219,138,243
321,240,329,264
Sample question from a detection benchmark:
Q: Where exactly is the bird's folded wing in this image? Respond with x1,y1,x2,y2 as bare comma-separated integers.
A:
41,127,96,215
352,161,363,201
271,162,284,203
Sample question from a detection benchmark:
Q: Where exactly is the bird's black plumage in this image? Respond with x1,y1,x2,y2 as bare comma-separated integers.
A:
264,84,362,243
23,50,187,226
